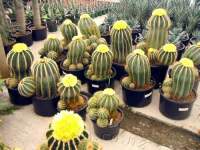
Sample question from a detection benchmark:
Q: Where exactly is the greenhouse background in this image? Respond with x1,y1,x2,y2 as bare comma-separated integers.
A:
0,0,199,150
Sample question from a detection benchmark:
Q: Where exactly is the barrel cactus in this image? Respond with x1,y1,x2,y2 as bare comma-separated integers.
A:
86,44,113,80
7,43,34,80
122,49,151,89
182,43,200,67
111,20,132,64
78,14,100,38
87,88,121,128
157,43,177,66
146,8,171,49
147,48,159,65
45,110,89,150
78,140,102,150
39,34,62,60
31,57,60,99
63,36,90,71
57,74,85,111
60,19,78,48
18,76,36,97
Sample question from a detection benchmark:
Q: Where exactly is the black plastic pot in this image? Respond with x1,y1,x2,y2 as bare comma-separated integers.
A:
47,20,57,32
159,90,196,120
151,65,168,89
176,42,185,61
101,34,111,44
92,109,123,140
31,26,47,41
181,37,190,47
112,63,127,81
7,87,32,105
84,67,116,94
121,80,155,107
33,96,59,117
3,38,16,55
60,62,87,84
13,29,33,46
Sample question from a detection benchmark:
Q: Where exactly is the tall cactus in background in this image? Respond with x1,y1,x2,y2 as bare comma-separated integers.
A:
122,49,151,89
86,44,113,80
182,43,200,67
32,0,42,29
171,58,195,99
146,8,171,49
31,57,60,99
111,20,132,64
7,43,34,80
60,19,78,47
157,43,177,66
78,14,101,38
63,36,90,70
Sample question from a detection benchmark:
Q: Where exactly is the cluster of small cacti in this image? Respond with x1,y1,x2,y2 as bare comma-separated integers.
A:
78,14,101,38
87,88,120,128
57,74,85,111
111,20,132,64
146,8,171,49
39,34,62,61
63,36,90,71
162,58,196,99
60,19,78,48
7,43,34,81
86,44,114,80
85,35,107,54
45,110,89,150
31,57,60,99
122,49,151,89
78,139,103,150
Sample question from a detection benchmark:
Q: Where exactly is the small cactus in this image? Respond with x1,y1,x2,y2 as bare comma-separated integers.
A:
97,118,109,128
147,48,159,65
162,78,173,99
123,49,151,89
5,78,18,89
63,36,90,71
86,44,113,80
97,108,109,119
7,43,34,80
146,8,171,49
111,20,132,64
60,19,78,47
88,108,98,120
18,76,36,97
157,43,177,66
78,139,102,150
78,14,101,38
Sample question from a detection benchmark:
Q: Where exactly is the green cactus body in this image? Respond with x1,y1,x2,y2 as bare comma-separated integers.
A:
78,140,102,150
31,57,60,99
78,14,100,38
7,43,34,80
182,43,200,66
171,58,195,99
147,48,159,65
60,19,78,46
88,108,98,120
146,8,171,49
42,34,62,56
87,44,113,80
126,49,151,88
18,76,36,97
111,20,132,64
97,108,109,119
157,43,177,66
97,118,109,128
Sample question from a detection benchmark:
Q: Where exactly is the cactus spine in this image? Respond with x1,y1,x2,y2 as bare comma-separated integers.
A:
63,36,90,70
46,111,89,150
157,43,177,66
7,43,34,80
60,19,78,47
18,76,36,97
78,140,102,150
31,57,60,99
123,49,151,89
182,43,200,66
111,20,132,64
86,44,113,80
78,14,101,38
146,8,171,49
171,58,195,99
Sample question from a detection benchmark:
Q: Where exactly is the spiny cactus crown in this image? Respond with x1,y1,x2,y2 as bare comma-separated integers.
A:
12,43,28,52
152,8,167,16
61,74,78,87
163,43,176,52
80,13,91,19
112,20,129,30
